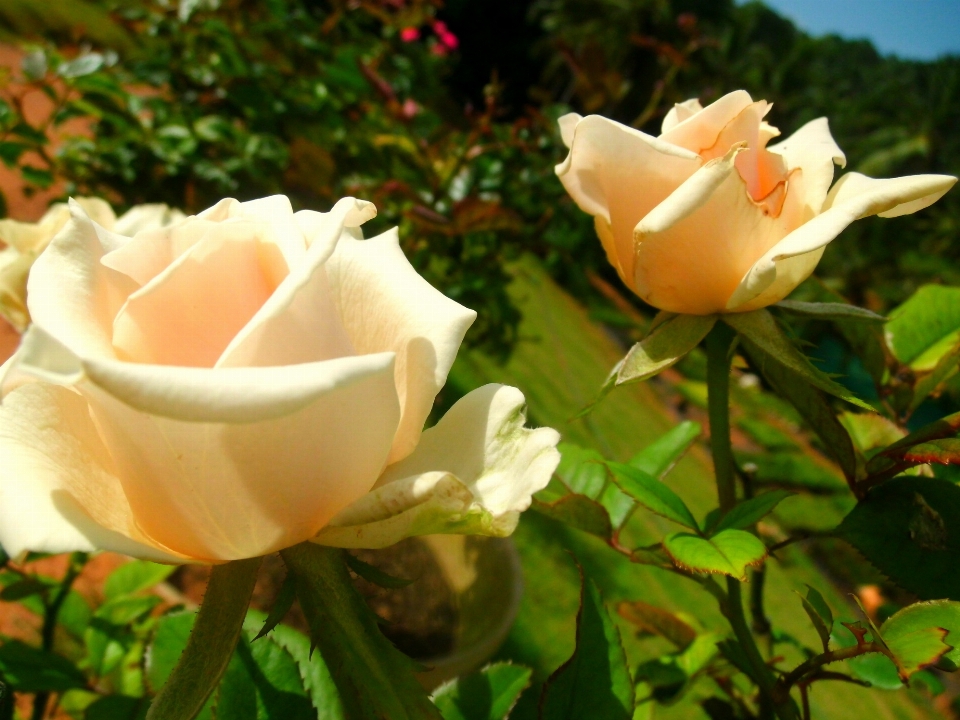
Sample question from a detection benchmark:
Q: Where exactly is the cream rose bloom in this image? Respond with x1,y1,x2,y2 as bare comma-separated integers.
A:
557,91,957,315
0,196,560,563
0,199,185,352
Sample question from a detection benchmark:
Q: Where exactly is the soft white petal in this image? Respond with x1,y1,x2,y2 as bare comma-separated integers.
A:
555,114,701,283
768,117,846,213
5,325,396,424
661,98,704,134
26,201,137,359
0,383,183,562
325,227,477,464
558,112,582,149
727,172,957,310
314,384,560,549
113,204,186,236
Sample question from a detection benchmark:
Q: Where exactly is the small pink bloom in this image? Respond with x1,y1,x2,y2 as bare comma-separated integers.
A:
431,20,459,50
430,43,448,57
400,27,420,42
401,98,419,119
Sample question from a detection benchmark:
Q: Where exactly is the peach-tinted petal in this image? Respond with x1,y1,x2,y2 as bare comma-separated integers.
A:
314,384,560,549
661,98,704,134
325,227,477,464
555,114,701,283
26,200,137,359
727,172,957,310
658,90,753,152
218,198,376,368
634,144,807,314
101,219,223,287
768,117,846,214
112,222,286,367
5,327,402,561
0,383,183,562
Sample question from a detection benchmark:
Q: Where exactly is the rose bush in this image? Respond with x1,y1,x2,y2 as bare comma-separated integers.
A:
556,91,956,315
0,195,560,563
0,198,185,362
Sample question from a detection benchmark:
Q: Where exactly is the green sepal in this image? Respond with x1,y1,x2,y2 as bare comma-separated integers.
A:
616,313,717,386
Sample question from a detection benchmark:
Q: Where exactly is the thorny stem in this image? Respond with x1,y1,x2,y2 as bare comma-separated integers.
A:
32,552,87,720
773,642,883,705
706,323,796,720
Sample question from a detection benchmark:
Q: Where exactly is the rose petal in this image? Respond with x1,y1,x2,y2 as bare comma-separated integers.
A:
26,200,138,359
3,327,402,561
658,90,753,152
217,198,376,368
661,98,704,134
0,383,183,562
633,144,808,314
324,227,477,464
555,114,701,283
112,221,287,367
768,117,846,214
0,247,32,331
113,203,186,237
313,384,560,549
727,172,957,311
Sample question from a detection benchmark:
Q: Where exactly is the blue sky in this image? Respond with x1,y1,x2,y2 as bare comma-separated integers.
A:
741,1,960,60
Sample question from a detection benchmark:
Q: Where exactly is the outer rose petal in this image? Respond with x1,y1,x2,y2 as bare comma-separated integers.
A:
767,117,846,214
313,384,561,549
0,246,32,331
0,198,114,255
324,227,477,464
1,327,402,562
633,144,807,314
0,383,183,562
727,172,958,311
26,201,137,359
555,114,701,283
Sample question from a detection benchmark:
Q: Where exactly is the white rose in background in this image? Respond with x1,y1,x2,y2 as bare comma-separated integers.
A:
557,90,956,315
0,195,560,563
0,198,185,360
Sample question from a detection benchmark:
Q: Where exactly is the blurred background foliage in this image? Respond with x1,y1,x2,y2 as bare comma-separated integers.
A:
1,0,956,357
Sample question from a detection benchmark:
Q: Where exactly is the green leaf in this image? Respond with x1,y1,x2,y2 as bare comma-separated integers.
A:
432,662,532,720
741,338,861,483
662,530,767,580
145,613,213,720
144,557,261,720
880,600,960,672
616,601,697,649
58,53,105,78
253,573,297,641
0,141,28,168
548,443,633,530
775,300,886,323
606,461,698,530
538,568,634,720
344,552,414,590
724,309,873,411
21,49,47,80
21,165,54,189
628,421,701,478
840,412,905,455
713,490,793,533
104,560,176,601
634,633,720,704
886,285,960,370
279,543,442,720
883,626,950,681
0,640,87,692
616,314,717,385
830,625,901,690
866,410,960,480
216,632,314,720
796,585,833,653
532,493,613,540
86,596,161,676
911,343,960,412
0,577,53,601
836,476,960,599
